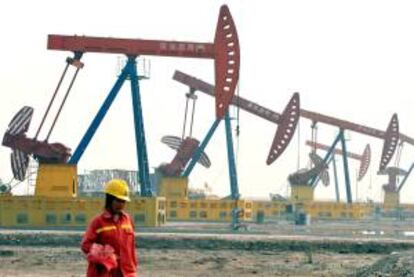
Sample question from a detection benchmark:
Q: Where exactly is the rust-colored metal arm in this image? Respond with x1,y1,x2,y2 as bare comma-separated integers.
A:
172,70,414,146
48,35,215,58
173,70,282,123
306,140,362,160
300,110,403,144
47,5,240,119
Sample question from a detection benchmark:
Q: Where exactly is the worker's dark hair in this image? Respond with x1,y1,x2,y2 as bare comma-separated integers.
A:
105,193,116,209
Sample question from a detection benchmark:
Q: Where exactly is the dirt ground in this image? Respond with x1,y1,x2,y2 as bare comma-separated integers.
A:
1,219,414,276
0,246,386,276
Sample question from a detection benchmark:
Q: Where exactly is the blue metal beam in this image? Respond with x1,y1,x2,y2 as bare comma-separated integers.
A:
181,111,241,229
69,57,153,197
340,131,352,203
332,154,340,202
69,60,131,164
310,132,342,187
225,112,239,200
309,130,352,203
129,57,153,197
310,153,341,202
398,162,414,192
182,119,221,177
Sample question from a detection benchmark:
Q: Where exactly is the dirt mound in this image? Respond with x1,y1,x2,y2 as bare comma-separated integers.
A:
352,251,413,277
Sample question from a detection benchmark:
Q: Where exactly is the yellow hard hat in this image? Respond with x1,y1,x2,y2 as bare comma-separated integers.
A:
104,179,131,202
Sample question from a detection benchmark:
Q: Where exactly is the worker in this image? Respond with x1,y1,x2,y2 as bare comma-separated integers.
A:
81,179,137,277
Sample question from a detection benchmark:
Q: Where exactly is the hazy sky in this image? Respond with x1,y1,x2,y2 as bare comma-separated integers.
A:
1,0,414,202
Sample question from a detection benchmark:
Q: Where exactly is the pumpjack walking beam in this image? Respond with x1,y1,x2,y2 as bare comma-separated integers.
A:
172,70,409,171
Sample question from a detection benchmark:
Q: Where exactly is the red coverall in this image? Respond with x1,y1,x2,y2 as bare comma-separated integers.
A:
81,210,137,277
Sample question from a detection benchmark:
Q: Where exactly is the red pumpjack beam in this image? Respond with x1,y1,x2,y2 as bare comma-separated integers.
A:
172,70,411,171
47,5,240,120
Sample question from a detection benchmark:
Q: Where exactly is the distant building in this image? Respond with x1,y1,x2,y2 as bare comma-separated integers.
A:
78,169,157,196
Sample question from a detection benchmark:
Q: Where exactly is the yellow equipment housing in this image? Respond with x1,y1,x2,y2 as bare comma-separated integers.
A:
165,198,253,222
35,164,78,198
252,200,287,218
290,185,314,201
159,177,189,199
300,201,372,219
158,177,253,222
252,200,373,220
383,191,400,207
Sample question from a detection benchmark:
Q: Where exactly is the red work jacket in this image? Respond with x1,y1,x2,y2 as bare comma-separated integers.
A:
81,210,137,277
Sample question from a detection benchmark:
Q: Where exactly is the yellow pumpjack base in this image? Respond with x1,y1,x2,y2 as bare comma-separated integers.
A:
35,164,78,198
290,185,314,202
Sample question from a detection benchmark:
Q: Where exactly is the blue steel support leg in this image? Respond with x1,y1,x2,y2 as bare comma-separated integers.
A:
182,119,221,177
340,130,352,203
225,112,239,200
129,57,153,197
310,132,343,187
69,61,131,164
332,154,340,202
398,162,414,192
225,112,241,230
